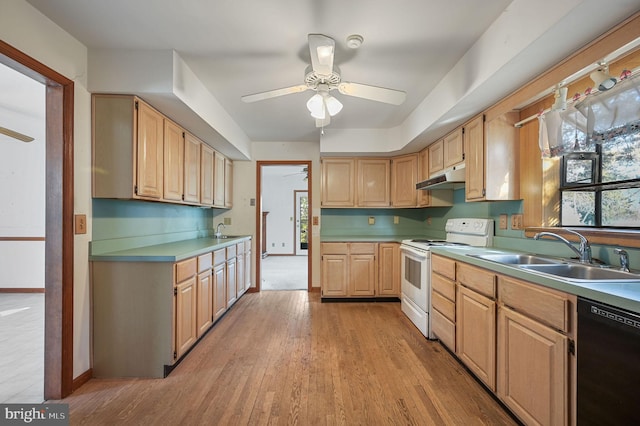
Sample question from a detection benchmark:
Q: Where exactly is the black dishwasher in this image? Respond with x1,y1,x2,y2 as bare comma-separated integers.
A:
577,297,640,425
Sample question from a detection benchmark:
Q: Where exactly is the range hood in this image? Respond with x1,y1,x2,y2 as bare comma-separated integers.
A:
416,164,466,190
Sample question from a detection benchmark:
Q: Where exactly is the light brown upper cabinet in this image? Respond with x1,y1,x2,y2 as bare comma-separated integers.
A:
163,119,185,202
391,154,418,207
321,158,356,207
213,151,226,208
418,147,454,208
93,95,164,200
224,157,233,208
200,143,214,206
464,113,520,202
356,158,391,207
428,128,464,177
184,133,202,204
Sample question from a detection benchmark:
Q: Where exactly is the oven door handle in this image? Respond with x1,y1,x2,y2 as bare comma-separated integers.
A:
401,245,429,260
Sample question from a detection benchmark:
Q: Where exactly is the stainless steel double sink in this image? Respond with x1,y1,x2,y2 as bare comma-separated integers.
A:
467,253,640,283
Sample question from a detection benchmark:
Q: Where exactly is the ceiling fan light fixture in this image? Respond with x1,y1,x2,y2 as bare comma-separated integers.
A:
316,45,334,65
324,94,343,116
306,93,324,118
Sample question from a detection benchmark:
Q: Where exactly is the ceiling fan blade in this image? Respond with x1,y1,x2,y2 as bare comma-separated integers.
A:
241,84,309,103
338,82,406,105
308,34,335,77
0,126,34,142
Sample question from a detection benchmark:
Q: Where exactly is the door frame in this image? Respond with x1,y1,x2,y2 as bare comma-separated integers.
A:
0,41,74,399
255,160,312,292
294,190,308,256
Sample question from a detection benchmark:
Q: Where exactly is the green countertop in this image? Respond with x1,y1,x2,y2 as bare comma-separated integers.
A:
90,236,251,262
431,246,640,314
320,234,429,243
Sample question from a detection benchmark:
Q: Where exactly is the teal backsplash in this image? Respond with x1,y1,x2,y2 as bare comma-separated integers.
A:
91,199,214,253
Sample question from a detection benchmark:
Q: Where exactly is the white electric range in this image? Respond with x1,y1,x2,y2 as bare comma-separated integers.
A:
400,218,494,338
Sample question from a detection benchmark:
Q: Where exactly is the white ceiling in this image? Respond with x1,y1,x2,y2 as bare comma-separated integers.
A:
21,0,640,154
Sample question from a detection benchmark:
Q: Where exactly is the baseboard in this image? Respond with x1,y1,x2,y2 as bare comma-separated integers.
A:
72,368,93,392
0,288,45,293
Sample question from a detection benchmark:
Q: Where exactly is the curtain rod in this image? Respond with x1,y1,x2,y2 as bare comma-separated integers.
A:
514,67,640,128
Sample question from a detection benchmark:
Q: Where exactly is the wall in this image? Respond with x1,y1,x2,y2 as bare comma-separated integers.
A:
1,0,93,378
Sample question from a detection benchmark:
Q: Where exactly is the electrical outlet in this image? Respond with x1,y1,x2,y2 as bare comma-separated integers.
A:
368,216,375,225
511,214,524,230
393,216,399,224
74,214,87,234
223,217,231,225
426,216,432,225
499,214,508,230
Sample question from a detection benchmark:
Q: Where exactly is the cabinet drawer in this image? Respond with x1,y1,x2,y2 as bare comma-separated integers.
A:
432,255,456,280
175,257,197,283
432,273,455,301
498,276,570,332
213,248,226,266
432,309,455,351
457,262,495,298
244,239,252,251
432,290,455,321
322,242,349,255
197,253,212,272
350,243,376,254
226,244,237,259
236,242,245,255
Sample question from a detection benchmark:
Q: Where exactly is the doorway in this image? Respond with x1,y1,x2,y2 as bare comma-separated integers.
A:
0,40,74,399
256,161,311,292
294,190,308,256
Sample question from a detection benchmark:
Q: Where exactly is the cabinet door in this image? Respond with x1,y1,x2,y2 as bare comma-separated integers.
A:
213,151,226,207
464,114,486,201
321,254,348,297
212,263,226,321
391,154,418,207
378,243,399,296
200,143,214,205
417,148,430,207
443,128,464,168
428,140,444,175
456,284,496,391
321,158,355,207
163,119,184,202
349,254,376,296
356,158,390,207
196,271,212,338
244,249,252,291
175,277,197,359
136,101,164,199
184,133,201,204
497,306,568,426
226,258,237,306
236,249,245,296
224,158,233,208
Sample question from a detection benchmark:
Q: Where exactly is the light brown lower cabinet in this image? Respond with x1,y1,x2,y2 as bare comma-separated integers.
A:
175,275,197,360
378,243,400,296
430,256,576,425
320,242,379,298
213,249,227,321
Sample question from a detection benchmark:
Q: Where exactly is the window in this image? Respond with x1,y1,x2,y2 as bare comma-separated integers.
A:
560,121,640,227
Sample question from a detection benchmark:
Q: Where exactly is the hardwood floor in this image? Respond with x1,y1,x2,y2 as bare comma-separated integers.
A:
54,291,516,425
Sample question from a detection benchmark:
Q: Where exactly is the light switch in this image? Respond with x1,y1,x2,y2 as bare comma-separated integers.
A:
223,217,231,225
312,216,319,225
75,214,87,234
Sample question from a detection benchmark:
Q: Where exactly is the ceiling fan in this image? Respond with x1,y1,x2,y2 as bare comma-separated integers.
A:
0,126,34,142
241,34,407,128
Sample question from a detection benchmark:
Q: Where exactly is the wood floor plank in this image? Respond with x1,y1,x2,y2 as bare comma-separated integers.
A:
52,291,517,425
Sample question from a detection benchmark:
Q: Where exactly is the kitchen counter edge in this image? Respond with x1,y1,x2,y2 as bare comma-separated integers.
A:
431,246,640,314
89,236,251,263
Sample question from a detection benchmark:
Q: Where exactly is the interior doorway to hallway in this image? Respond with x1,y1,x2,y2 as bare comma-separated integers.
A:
256,161,311,292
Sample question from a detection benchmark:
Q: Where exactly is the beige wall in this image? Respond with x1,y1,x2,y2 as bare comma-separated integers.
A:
218,141,321,288
1,0,92,378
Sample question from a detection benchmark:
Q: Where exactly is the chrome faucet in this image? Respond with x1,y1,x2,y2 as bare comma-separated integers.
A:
215,222,226,238
533,229,592,263
614,248,630,272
